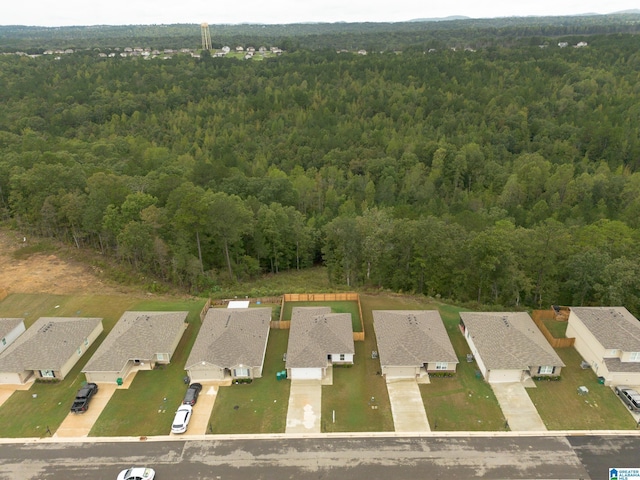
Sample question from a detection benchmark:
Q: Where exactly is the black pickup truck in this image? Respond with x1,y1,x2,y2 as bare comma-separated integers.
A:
70,383,99,413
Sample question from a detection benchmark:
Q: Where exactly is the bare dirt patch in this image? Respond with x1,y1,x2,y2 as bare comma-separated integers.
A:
0,230,122,296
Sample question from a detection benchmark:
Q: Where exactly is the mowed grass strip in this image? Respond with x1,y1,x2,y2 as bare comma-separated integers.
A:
0,293,139,437
90,298,206,437
282,300,362,332
209,328,290,434
527,347,638,430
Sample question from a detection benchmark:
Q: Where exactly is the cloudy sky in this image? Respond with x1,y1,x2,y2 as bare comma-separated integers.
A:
2,0,639,26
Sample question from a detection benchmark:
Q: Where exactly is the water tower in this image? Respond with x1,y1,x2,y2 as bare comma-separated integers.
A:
201,23,212,51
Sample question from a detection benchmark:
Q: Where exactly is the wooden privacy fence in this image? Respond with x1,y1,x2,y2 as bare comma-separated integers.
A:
199,298,212,322
283,293,359,302
532,309,575,348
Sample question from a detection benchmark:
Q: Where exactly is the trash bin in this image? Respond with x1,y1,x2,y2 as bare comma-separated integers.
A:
280,370,287,379
116,377,123,386
597,376,605,385
276,372,282,381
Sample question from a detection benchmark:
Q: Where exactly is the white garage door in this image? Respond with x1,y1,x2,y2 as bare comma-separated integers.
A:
290,368,322,380
488,369,522,383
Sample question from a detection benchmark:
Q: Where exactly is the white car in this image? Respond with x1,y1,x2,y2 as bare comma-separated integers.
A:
171,404,192,434
117,467,155,480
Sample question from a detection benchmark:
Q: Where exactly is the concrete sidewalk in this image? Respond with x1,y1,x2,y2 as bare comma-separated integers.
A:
0,381,34,408
285,380,322,434
386,378,430,432
492,382,547,431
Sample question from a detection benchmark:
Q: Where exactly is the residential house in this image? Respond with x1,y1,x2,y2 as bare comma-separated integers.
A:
0,318,25,355
373,310,458,379
0,317,102,384
566,306,640,385
83,311,188,384
459,312,564,383
285,307,354,380
185,307,271,382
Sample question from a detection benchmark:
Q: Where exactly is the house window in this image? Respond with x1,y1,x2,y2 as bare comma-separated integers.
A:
435,362,448,370
339,354,345,361
40,370,55,378
538,366,554,374
630,352,640,362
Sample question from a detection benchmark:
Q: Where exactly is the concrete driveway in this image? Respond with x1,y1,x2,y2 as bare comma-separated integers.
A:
491,382,547,431
386,378,430,432
54,384,117,437
185,384,220,435
285,380,322,433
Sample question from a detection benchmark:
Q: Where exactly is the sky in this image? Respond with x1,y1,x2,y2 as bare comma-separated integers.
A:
2,0,639,27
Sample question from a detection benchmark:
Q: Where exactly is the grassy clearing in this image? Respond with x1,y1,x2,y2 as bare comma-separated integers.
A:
215,266,335,299
11,241,57,260
0,293,139,437
282,300,362,332
89,298,205,436
527,347,638,430
209,328,291,434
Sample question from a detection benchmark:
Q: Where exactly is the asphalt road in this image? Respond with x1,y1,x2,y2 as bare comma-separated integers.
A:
0,434,638,480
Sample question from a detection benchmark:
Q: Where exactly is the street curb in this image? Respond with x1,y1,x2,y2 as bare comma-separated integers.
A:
1,429,640,444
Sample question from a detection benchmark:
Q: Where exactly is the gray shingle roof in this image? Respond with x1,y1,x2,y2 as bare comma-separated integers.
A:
373,310,458,367
570,306,640,352
0,317,102,372
83,311,187,373
286,307,354,369
459,312,564,370
185,307,271,369
0,318,24,339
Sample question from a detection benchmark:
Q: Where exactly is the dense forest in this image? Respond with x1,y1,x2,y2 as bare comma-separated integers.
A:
2,13,640,52
1,19,640,312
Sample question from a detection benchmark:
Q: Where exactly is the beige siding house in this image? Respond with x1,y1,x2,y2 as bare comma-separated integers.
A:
286,307,355,380
460,312,564,383
0,317,103,384
567,306,640,386
185,307,272,382
373,310,458,379
0,318,26,355
83,311,188,384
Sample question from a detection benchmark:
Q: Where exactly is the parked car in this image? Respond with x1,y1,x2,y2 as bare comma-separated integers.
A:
171,404,192,434
117,467,155,480
70,382,99,413
614,385,640,411
183,383,203,406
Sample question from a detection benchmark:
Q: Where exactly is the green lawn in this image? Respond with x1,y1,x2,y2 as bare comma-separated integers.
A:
542,317,568,338
89,298,206,436
527,347,638,430
282,300,363,332
0,293,139,437
208,328,291,434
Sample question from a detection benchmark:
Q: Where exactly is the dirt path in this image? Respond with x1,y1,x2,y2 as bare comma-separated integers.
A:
0,230,122,296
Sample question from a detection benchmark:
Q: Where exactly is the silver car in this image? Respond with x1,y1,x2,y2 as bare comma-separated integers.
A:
614,385,640,411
